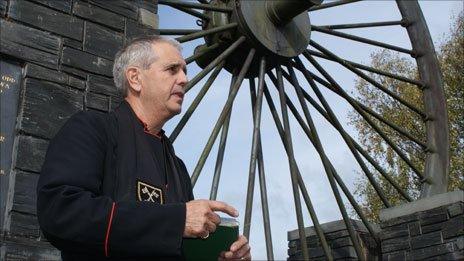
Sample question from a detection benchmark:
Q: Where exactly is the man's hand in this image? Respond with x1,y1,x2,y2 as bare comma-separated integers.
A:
218,235,251,261
184,200,238,238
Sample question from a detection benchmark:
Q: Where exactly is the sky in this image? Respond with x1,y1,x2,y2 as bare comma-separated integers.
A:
158,1,463,259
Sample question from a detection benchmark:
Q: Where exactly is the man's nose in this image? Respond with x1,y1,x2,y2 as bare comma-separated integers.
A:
178,70,188,87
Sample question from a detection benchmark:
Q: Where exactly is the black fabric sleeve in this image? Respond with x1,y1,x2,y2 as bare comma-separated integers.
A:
176,158,194,201
37,112,186,258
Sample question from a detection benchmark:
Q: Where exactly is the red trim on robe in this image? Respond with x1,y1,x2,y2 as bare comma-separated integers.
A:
105,202,116,257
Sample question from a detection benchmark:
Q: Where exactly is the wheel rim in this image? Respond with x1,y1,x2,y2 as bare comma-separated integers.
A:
157,1,449,259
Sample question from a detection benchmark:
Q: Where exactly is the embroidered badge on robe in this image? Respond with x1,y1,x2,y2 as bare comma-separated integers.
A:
137,180,164,204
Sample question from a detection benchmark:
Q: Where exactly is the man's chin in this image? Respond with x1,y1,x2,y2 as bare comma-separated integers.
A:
168,107,182,117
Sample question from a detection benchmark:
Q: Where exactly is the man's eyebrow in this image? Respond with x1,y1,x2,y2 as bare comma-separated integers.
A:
164,62,187,74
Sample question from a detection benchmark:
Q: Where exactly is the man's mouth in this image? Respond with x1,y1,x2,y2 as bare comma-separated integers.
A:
172,92,184,99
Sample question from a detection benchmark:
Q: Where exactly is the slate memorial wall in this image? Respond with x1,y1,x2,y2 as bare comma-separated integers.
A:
0,1,159,259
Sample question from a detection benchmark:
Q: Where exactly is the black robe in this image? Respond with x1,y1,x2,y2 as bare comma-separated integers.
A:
37,101,194,260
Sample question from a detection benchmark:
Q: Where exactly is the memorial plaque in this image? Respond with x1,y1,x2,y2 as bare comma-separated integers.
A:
0,59,22,231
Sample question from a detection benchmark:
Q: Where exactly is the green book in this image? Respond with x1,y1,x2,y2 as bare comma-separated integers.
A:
182,217,239,261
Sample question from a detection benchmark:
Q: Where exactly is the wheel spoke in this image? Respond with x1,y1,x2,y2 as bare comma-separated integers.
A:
170,62,224,142
248,63,274,259
244,58,265,239
185,43,220,65
185,36,246,93
307,43,426,117
309,0,362,11
285,64,392,208
263,84,334,261
158,29,200,35
275,65,309,261
176,23,237,43
290,58,428,148
159,0,233,12
209,75,236,200
304,53,427,182
307,49,424,87
291,61,413,202
167,5,210,20
311,26,415,56
316,20,404,30
190,49,256,187
267,71,381,247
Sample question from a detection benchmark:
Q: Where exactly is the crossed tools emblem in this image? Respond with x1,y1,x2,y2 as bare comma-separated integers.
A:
137,181,164,204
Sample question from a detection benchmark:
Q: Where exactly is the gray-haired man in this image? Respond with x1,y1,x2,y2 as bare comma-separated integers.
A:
37,36,251,260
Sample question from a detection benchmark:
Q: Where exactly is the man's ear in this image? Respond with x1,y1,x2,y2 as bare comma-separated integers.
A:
126,66,142,93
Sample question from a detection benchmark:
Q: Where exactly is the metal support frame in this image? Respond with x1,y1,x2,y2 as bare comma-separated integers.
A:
397,0,449,197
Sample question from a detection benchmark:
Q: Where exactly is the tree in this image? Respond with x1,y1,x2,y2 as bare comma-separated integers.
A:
350,12,463,222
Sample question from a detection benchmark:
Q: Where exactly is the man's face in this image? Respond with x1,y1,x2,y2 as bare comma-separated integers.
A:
139,42,187,119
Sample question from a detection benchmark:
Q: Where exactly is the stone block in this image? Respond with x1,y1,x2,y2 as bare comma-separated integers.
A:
419,206,448,226
89,0,138,20
381,237,410,253
25,63,68,84
289,237,323,251
333,246,358,259
138,8,158,29
0,0,6,16
380,223,409,241
87,74,119,97
410,231,442,249
68,76,86,90
12,171,39,215
453,236,464,250
86,92,109,111
442,216,463,239
2,237,60,260
73,0,125,31
324,230,350,241
287,245,297,256
135,0,158,13
0,20,59,69
28,0,72,13
437,251,464,260
408,221,421,237
380,213,418,228
125,18,158,40
0,18,61,54
110,96,123,110
63,37,83,50
383,250,406,261
331,236,353,249
407,242,454,260
21,78,83,139
15,135,49,173
447,202,463,217
62,47,113,77
9,211,40,238
84,22,124,60
61,65,88,79
8,0,83,40
305,246,325,259
421,222,444,234
288,246,358,260
289,219,375,241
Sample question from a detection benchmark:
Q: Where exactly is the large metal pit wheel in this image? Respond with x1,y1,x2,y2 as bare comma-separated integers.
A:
157,0,449,260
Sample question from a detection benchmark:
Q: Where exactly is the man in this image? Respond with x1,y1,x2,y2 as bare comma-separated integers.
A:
37,36,251,260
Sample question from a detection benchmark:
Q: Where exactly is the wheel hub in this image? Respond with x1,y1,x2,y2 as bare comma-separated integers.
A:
194,0,321,77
